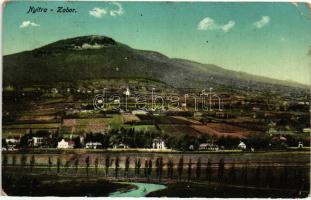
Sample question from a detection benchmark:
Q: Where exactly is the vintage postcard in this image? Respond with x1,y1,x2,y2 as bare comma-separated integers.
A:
1,0,311,198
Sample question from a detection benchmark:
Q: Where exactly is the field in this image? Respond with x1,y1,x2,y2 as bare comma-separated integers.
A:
62,118,107,134
171,116,201,124
191,123,258,138
102,115,124,129
3,123,61,137
124,125,158,132
136,115,193,124
158,124,200,138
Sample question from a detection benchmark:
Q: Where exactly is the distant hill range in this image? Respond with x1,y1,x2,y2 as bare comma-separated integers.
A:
3,35,308,94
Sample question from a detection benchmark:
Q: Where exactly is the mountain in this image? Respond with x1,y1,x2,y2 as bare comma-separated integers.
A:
3,35,308,94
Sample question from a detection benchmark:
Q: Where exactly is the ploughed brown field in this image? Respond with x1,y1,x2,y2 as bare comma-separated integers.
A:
191,123,259,138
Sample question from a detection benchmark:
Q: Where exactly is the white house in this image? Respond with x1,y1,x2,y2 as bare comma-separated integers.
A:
199,143,219,151
152,138,167,150
29,137,45,147
298,141,303,148
5,138,20,144
51,88,58,94
113,143,129,149
57,139,69,149
4,137,20,150
85,142,102,149
238,141,247,150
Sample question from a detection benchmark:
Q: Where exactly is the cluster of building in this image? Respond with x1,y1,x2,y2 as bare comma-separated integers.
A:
3,136,20,151
2,136,169,151
4,134,304,152
195,141,247,151
57,139,106,149
3,135,246,152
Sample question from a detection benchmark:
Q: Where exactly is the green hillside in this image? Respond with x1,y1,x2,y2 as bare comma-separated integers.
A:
3,35,308,94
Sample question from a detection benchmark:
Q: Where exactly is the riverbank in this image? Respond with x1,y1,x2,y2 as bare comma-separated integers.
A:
147,182,310,198
2,173,135,197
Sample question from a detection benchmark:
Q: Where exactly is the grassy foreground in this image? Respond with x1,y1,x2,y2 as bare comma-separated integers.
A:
147,182,310,198
2,172,135,197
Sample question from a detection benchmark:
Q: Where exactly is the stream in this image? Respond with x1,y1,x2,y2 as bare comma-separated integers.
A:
109,182,167,197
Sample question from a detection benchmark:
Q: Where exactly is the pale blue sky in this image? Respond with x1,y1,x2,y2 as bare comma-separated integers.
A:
3,1,311,84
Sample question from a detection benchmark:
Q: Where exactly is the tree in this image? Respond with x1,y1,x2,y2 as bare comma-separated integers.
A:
148,159,153,179
206,159,212,182
179,135,199,151
244,135,270,150
85,156,90,176
94,158,99,175
178,157,184,180
137,159,141,177
50,130,61,148
2,155,8,167
74,136,82,148
167,160,171,178
144,159,148,178
21,154,27,168
218,158,225,182
12,155,16,167
75,158,79,174
159,157,163,181
85,132,94,143
196,158,202,179
134,158,141,177
30,155,35,172
216,136,240,149
134,158,138,176
48,157,53,172
125,157,130,177
187,159,192,181
115,157,120,178
57,157,61,174
105,156,110,177
156,158,160,180
166,136,179,149
155,157,163,181
20,135,30,148
167,160,174,179
64,161,69,173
